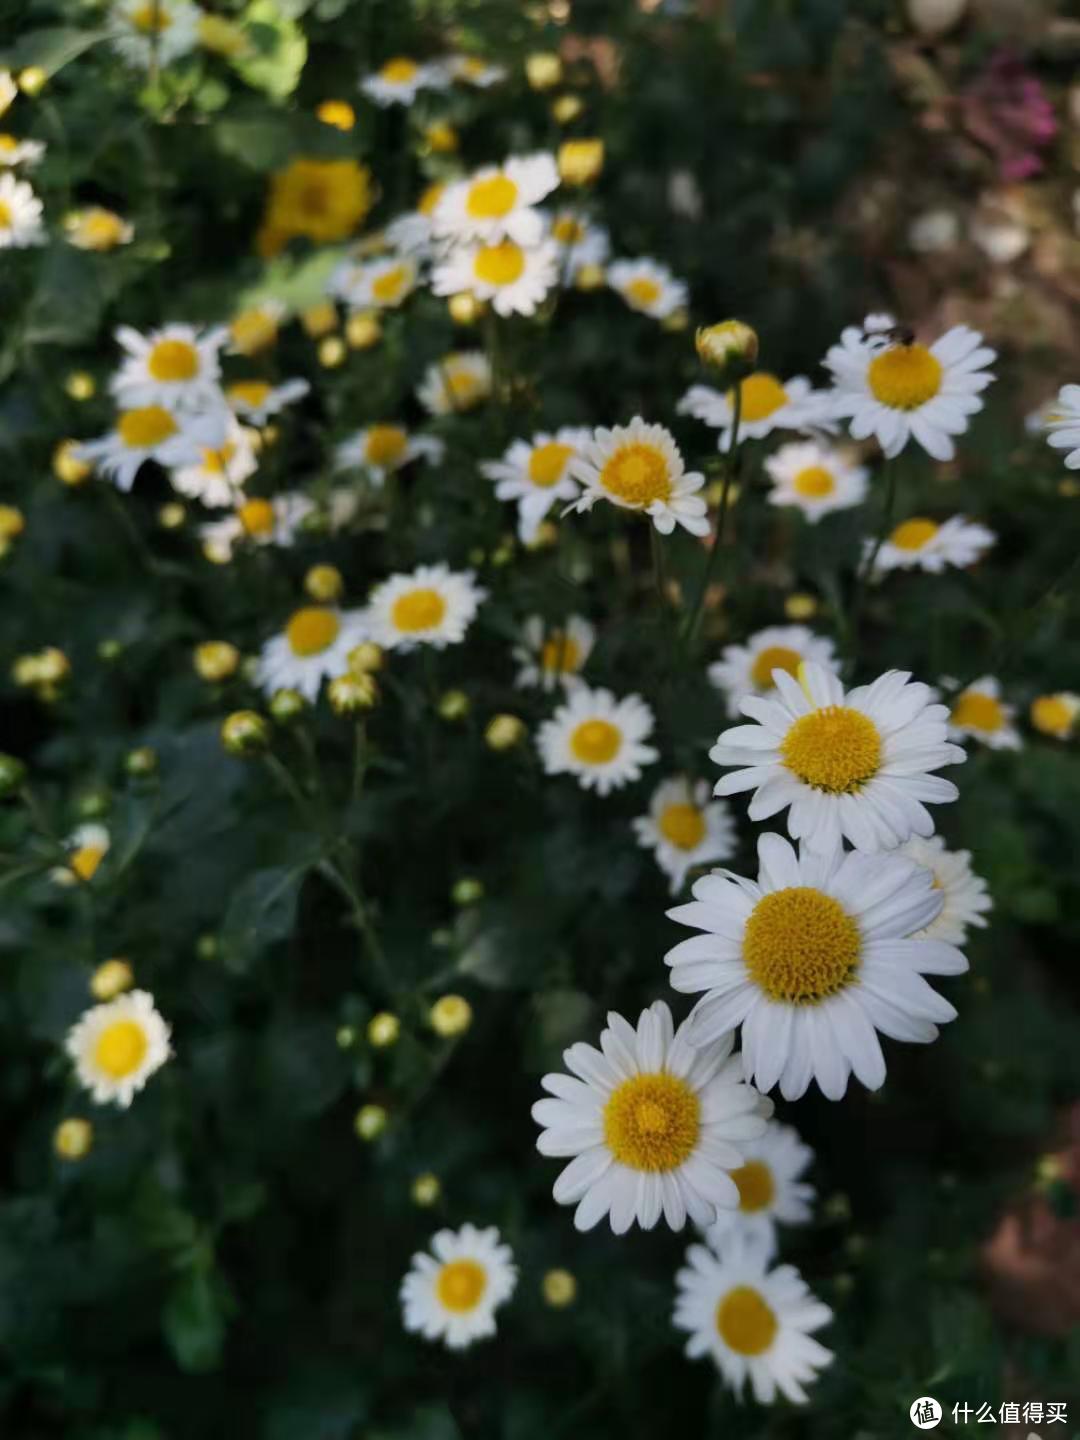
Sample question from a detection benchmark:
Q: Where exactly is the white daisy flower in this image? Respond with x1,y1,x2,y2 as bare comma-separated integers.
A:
199,493,313,562
666,833,969,1099
537,684,658,796
110,323,228,414
548,209,610,278
677,372,828,447
0,73,15,118
898,835,992,946
66,990,171,1108
445,54,506,87
632,776,737,896
1025,395,1066,436
384,182,447,260
432,154,559,247
227,299,286,356
567,417,709,538
606,258,686,319
335,424,444,486
947,675,1022,751
513,614,595,692
0,134,45,168
532,1000,772,1234
711,662,965,855
78,405,223,492
1044,383,1080,470
763,441,869,522
480,427,590,542
168,417,259,507
432,237,559,318
867,515,996,575
416,351,492,415
674,1233,833,1404
400,1224,516,1350
708,626,840,720
1030,691,1080,740
109,0,201,68
0,172,44,248
225,378,310,426
64,206,134,251
51,823,111,887
327,253,419,311
824,319,996,462
256,607,369,702
367,564,486,652
359,56,449,107
705,1121,815,1262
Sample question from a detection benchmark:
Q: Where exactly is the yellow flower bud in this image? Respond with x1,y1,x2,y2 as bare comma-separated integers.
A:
345,310,382,349
448,291,484,326
125,746,158,779
354,1103,388,1141
557,139,604,186
574,262,606,292
347,642,384,676
527,520,559,550
268,688,307,726
221,710,270,757
662,308,689,333
1030,693,1079,740
485,714,526,751
318,336,347,369
54,1117,93,1161
300,301,339,338
328,672,378,715
65,371,96,401
367,1011,401,1048
194,641,241,682
452,878,483,906
158,502,186,530
526,52,563,90
695,321,759,382
36,648,71,685
304,563,344,603
229,306,280,356
551,94,583,124
53,440,92,486
437,689,470,721
91,958,134,1001
411,1172,441,1206
542,1268,577,1307
18,66,48,96
784,592,819,622
429,993,473,1037
0,504,25,542
316,99,356,131
425,120,458,153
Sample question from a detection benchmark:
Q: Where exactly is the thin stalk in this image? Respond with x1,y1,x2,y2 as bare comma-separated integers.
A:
680,380,743,655
848,456,900,660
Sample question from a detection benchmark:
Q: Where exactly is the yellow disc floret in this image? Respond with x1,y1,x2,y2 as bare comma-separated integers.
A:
570,718,621,765
599,442,672,508
715,1286,778,1355
743,887,861,1004
603,1072,700,1172
94,1019,148,1080
436,1259,488,1313
658,803,706,851
867,343,943,411
391,588,447,633
781,705,882,793
285,606,340,657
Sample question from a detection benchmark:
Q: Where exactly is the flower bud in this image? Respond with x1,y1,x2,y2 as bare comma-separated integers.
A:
695,320,759,382
328,672,378,715
158,502,186,530
1030,693,1079,740
0,504,26,546
316,99,356,130
125,746,158,778
425,120,458,153
448,292,484,326
354,1103,388,1141
301,301,338,338
347,642,383,676
195,641,241,682
411,1172,441,1206
451,878,483,906
557,139,604,186
784,592,818,621
53,440,92,486
54,1118,93,1161
336,1024,357,1049
304,563,344,603
18,66,48,96
485,714,526,751
429,993,473,1037
526,52,562,90
318,336,347,369
551,94,583,125
542,1268,577,1307
221,710,270,757
268,688,307,726
196,933,219,961
0,753,27,798
575,262,606,292
91,958,134,1001
65,371,96,400
437,689,470,721
345,311,382,349
367,1012,401,1048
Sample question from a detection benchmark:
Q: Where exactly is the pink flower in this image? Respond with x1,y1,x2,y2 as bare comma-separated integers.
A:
960,50,1057,183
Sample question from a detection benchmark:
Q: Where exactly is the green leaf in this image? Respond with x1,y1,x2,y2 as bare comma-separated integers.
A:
212,112,299,170
231,0,307,99
161,1269,229,1374
220,865,304,974
0,27,109,77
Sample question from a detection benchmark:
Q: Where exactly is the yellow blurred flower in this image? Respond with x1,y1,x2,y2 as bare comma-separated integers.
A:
557,139,604,186
258,158,374,256
316,99,356,131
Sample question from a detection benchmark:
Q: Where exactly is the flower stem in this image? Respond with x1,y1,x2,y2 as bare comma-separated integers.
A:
680,380,743,656
848,455,900,661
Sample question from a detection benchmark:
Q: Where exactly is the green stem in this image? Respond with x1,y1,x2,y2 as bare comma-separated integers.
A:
848,456,900,661
680,380,743,655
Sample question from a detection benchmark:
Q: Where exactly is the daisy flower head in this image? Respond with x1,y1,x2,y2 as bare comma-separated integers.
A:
432,237,558,318
632,776,737,896
328,253,419,311
65,990,172,1108
225,377,309,426
384,181,447,260
335,425,444,486
606,258,686,320
705,1121,815,1262
673,1233,833,1404
824,317,996,462
0,172,44,248
200,492,314,563
227,299,286,356
480,427,590,542
666,832,969,1099
0,73,15,117
78,405,223,492
548,209,610,278
763,441,869,522
432,154,559,247
0,134,45,168
51,822,111,886
359,56,449,107
416,351,492,416
898,835,992,945
1044,383,1080,470
532,1000,771,1234
711,662,965,854
110,323,228,414
400,1224,516,1350
367,564,486,652
568,417,709,537
256,606,369,701
109,0,201,68
169,417,258,507
1030,691,1080,740
867,515,996,576
708,626,840,720
538,685,658,796
947,676,1021,750
64,206,134,251
514,614,595,692
445,54,507,87
678,372,826,447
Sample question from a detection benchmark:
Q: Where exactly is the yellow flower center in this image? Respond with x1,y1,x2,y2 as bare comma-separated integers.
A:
473,240,526,287
418,182,445,217
603,1072,700,1172
372,264,410,303
749,645,803,691
118,406,178,449
444,366,481,403
743,886,861,1004
552,215,585,245
230,310,278,353
658,802,706,851
200,442,236,475
1031,695,1074,737
867,343,943,411
715,1286,778,1356
238,498,275,537
435,1259,488,1313
391,587,447,633
0,201,9,230
228,380,272,409
380,57,419,84
781,705,882,793
889,517,939,551
286,606,340,657
626,277,662,309
466,174,519,220
732,1159,776,1213
599,442,672,508
130,2,172,32
528,441,574,488
70,844,107,883
951,691,1004,733
540,632,582,674
365,425,409,467
94,1019,149,1079
569,718,621,766
147,338,199,381
733,372,789,424
792,465,836,499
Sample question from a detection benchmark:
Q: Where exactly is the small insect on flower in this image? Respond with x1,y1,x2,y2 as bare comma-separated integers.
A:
359,56,450,107
65,990,172,1108
537,684,658,795
0,172,44,247
335,425,444,486
606,259,687,320
632,777,737,896
416,352,492,415
256,607,370,702
433,154,559,248
481,428,591,543
366,565,487,652
514,615,595,693
568,418,709,538
432,237,560,318
763,441,869,522
866,515,996,575
673,1233,833,1404
533,1000,771,1234
708,626,840,720
400,1224,517,1350
705,1121,815,1262
898,835,992,946
946,675,1021,750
